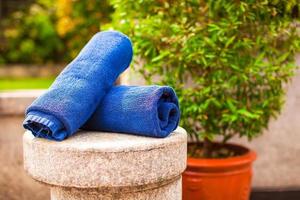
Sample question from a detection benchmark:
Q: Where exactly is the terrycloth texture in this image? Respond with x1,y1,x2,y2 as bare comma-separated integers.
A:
23,31,133,141
83,85,180,138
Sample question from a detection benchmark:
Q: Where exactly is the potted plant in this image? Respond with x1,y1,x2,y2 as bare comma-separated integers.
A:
108,0,299,199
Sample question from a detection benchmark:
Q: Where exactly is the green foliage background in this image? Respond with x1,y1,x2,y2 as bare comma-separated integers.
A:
108,0,300,142
0,0,112,64
1,0,299,143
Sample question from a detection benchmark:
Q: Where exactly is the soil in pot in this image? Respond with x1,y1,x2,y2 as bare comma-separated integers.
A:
188,142,248,158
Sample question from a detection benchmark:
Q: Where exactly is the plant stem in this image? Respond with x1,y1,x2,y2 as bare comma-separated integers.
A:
222,133,234,144
203,137,213,158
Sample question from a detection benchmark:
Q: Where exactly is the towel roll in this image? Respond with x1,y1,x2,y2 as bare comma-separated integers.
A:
23,31,133,141
83,85,180,138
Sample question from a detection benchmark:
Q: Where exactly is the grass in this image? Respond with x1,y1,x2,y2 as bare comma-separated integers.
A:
0,77,55,90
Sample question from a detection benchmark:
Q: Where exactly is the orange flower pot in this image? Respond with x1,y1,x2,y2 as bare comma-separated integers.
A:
183,143,256,200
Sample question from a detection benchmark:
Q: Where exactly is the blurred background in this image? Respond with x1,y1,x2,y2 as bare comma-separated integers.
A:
0,0,112,89
0,1,113,199
0,0,299,200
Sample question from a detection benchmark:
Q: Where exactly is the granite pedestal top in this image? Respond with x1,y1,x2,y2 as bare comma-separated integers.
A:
23,127,187,189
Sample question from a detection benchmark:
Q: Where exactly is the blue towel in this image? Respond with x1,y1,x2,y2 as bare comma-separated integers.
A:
23,31,133,141
82,85,180,138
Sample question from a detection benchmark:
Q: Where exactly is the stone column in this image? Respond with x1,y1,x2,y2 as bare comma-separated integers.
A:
23,127,187,200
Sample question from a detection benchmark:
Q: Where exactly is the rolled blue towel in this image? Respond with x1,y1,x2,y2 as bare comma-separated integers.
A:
82,85,180,138
23,31,133,141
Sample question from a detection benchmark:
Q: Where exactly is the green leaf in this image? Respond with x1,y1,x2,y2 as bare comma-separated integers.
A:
226,99,236,112
237,109,259,119
151,51,169,62
225,36,236,48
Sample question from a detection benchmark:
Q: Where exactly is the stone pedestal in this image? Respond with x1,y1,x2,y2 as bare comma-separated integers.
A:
23,127,187,200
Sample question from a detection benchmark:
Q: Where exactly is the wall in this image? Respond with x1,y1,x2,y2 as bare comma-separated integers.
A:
0,65,64,78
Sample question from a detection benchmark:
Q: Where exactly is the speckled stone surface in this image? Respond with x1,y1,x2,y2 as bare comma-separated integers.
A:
24,127,187,199
50,176,182,200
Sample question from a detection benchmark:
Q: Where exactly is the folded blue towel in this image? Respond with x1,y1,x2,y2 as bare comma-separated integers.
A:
23,31,133,141
82,85,180,138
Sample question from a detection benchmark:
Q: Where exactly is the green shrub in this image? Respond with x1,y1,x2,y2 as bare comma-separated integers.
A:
0,0,112,64
0,2,62,63
55,0,113,59
109,0,300,156
0,0,63,63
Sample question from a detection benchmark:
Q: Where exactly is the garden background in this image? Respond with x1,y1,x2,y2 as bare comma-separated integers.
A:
0,0,299,199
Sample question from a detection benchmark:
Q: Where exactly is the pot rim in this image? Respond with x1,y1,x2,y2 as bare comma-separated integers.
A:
187,142,257,168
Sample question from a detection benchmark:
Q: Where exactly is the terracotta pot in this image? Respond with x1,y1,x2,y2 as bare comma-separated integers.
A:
183,143,256,200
